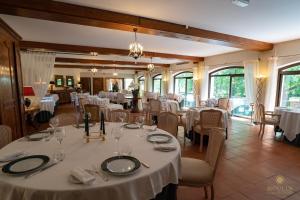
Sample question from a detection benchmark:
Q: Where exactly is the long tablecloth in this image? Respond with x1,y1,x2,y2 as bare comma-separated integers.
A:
185,107,228,132
0,123,181,200
275,107,300,141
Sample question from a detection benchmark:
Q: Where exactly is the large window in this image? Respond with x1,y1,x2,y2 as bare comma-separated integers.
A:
124,78,134,90
174,72,194,107
278,64,300,108
152,74,162,95
209,67,250,117
138,76,145,96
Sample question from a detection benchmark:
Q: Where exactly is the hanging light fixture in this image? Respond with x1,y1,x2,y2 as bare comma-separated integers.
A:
129,28,143,60
90,66,98,75
147,57,155,72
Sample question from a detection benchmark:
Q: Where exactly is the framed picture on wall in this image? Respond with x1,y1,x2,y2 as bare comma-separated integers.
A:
54,75,64,87
66,76,74,87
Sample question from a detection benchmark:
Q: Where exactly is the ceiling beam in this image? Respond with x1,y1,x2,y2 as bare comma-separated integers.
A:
20,41,202,62
55,57,170,68
55,64,147,71
0,0,273,51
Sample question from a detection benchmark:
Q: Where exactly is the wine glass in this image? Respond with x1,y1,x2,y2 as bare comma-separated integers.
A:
136,116,145,128
112,126,124,155
118,112,126,124
49,117,59,130
54,127,66,161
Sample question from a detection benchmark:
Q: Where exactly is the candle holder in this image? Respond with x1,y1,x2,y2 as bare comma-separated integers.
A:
83,131,106,143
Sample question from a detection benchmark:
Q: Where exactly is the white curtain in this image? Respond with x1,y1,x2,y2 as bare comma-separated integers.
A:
264,57,278,111
199,65,209,100
244,60,259,104
21,51,56,100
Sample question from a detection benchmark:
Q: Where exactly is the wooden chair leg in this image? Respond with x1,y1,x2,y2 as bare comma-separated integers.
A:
204,186,208,199
210,184,214,200
258,123,263,136
200,134,203,152
261,124,265,139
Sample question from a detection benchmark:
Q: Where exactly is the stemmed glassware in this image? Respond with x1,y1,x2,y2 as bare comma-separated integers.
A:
53,127,66,161
49,117,59,130
119,112,126,125
136,116,145,128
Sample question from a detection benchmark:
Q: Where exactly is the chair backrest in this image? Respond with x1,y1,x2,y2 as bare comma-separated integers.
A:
149,99,161,113
205,128,225,179
84,104,100,122
0,125,12,149
200,109,222,129
109,109,130,123
157,112,178,137
79,98,89,112
218,98,229,110
116,93,125,104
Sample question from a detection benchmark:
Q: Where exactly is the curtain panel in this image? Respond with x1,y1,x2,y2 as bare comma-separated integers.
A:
21,51,56,101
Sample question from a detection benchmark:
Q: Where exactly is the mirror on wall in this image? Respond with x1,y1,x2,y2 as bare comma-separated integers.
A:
54,75,64,87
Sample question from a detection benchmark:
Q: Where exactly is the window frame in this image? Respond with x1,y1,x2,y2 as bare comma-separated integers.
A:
152,74,162,95
208,66,245,99
276,63,300,106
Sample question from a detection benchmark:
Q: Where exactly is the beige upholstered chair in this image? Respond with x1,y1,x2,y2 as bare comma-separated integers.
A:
149,99,161,120
84,104,100,122
258,104,281,139
194,109,222,152
180,128,225,200
52,113,78,126
109,109,130,123
157,112,178,137
79,98,89,113
0,125,12,149
217,98,231,114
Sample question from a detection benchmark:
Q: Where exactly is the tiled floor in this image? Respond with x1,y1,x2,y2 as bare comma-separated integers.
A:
43,104,300,200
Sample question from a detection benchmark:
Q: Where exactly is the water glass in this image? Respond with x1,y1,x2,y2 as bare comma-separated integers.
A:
49,117,59,129
112,126,124,155
54,127,66,161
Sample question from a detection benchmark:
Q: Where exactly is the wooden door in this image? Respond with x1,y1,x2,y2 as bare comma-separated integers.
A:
80,77,91,94
93,78,104,95
0,18,25,139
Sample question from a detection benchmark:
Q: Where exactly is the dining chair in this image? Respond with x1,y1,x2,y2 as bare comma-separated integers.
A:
0,125,12,149
157,112,178,137
180,128,225,200
193,109,222,152
79,97,89,113
116,93,130,108
109,109,130,123
217,98,231,114
149,99,161,123
177,111,188,145
258,104,282,139
84,104,100,122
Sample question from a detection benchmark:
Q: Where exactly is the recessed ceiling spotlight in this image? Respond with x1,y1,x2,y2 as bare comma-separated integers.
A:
90,51,98,56
232,0,249,7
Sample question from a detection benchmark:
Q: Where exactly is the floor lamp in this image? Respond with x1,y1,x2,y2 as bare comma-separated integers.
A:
254,75,266,123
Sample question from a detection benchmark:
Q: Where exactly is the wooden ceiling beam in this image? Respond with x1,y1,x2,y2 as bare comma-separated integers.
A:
0,0,273,51
55,57,170,68
20,41,201,61
54,64,147,71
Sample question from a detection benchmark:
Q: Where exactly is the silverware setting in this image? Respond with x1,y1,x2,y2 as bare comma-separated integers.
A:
90,164,109,182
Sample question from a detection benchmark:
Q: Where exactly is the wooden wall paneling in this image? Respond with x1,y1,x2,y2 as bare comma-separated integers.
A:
80,77,91,94
0,18,25,139
93,77,104,95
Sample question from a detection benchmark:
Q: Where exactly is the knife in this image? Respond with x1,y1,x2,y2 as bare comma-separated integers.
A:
24,161,59,179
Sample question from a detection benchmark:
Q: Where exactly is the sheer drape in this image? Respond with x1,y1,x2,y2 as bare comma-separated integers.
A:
264,57,278,111
199,66,209,101
21,51,56,100
244,60,259,104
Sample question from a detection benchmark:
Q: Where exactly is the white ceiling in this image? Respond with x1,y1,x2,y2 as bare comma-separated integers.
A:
2,0,300,66
56,0,300,43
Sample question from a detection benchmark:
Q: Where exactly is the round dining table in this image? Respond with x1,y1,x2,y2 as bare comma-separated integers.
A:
0,123,181,200
275,107,300,141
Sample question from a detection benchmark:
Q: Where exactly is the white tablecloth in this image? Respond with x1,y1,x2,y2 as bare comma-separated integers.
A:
275,107,300,141
143,100,180,114
40,99,56,114
88,96,110,107
102,104,123,120
0,123,180,200
185,107,228,132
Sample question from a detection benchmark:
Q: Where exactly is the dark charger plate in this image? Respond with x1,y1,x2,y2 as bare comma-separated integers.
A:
2,155,50,175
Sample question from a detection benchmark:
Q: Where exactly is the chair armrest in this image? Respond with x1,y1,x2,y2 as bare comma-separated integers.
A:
265,113,281,117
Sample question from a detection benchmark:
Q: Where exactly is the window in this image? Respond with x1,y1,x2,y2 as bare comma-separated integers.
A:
152,74,162,95
66,76,74,87
277,64,300,108
124,78,134,90
174,72,194,107
209,67,250,117
138,76,145,96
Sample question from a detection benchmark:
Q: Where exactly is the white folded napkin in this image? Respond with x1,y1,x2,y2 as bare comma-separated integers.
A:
0,151,25,162
70,167,96,185
154,144,177,152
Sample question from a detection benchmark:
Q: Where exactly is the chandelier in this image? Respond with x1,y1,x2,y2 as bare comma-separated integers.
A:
147,57,155,72
129,28,143,59
91,67,98,75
